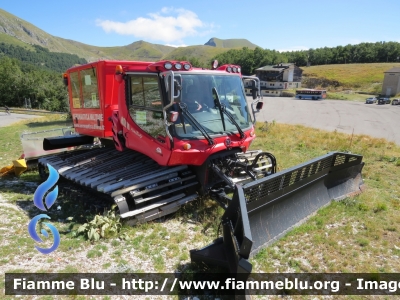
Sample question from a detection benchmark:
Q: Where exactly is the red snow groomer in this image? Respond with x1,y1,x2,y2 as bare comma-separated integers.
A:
38,60,364,275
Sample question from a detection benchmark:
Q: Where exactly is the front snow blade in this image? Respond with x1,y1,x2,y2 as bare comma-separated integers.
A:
190,152,364,274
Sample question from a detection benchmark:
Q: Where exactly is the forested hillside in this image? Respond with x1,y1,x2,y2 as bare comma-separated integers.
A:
213,41,400,75
285,41,400,66
0,56,68,111
0,42,86,112
0,43,87,73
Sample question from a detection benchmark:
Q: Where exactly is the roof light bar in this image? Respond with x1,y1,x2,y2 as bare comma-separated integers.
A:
212,60,219,69
164,62,173,70
216,64,242,73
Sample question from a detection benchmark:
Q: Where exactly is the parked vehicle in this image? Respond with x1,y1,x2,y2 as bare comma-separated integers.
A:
392,99,399,105
365,97,377,104
378,97,391,105
295,89,326,100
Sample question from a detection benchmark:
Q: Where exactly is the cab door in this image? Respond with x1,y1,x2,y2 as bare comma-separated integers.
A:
123,73,172,165
69,66,105,137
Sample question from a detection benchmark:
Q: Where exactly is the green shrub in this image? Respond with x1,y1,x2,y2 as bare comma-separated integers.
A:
77,206,123,241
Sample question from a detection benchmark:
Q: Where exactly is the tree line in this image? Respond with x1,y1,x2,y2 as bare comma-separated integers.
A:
0,56,69,111
211,41,400,75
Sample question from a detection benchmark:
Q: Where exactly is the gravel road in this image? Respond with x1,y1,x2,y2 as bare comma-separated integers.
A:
0,112,43,127
250,97,400,145
2,100,399,145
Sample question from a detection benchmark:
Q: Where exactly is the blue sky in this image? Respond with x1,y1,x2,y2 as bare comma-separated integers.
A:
1,1,399,51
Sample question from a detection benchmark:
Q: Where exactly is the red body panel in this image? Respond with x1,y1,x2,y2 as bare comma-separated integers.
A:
66,60,256,167
67,60,150,138
167,131,254,166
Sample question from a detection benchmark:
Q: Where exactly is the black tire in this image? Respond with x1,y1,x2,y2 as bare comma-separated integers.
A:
299,96,302,100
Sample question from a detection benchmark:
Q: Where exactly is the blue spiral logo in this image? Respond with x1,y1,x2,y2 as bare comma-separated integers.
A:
28,164,60,254
34,164,59,211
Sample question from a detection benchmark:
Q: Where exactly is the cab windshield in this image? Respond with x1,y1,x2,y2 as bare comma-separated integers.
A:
172,73,251,139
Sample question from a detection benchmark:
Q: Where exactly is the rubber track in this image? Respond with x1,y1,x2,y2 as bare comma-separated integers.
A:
38,147,199,224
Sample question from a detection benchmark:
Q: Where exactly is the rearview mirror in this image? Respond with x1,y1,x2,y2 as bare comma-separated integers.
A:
169,111,179,123
174,79,182,99
252,88,257,100
251,80,258,99
174,79,182,91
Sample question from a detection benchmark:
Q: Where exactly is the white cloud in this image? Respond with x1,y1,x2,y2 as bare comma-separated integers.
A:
96,8,213,44
166,43,188,48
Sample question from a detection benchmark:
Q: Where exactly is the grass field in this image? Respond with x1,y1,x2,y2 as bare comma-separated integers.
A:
1,116,400,299
251,121,400,274
0,115,73,163
302,62,400,101
303,62,400,89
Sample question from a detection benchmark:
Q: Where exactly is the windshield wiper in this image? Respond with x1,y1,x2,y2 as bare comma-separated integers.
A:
178,102,214,145
212,87,226,131
212,87,245,139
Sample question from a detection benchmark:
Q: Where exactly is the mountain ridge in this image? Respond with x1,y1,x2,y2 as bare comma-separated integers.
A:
204,37,260,49
0,8,259,65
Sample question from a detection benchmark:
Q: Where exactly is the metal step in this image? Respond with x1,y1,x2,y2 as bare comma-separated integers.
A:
124,194,198,225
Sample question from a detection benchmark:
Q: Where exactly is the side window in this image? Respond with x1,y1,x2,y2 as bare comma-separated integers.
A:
69,72,81,108
129,75,165,139
81,68,99,108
